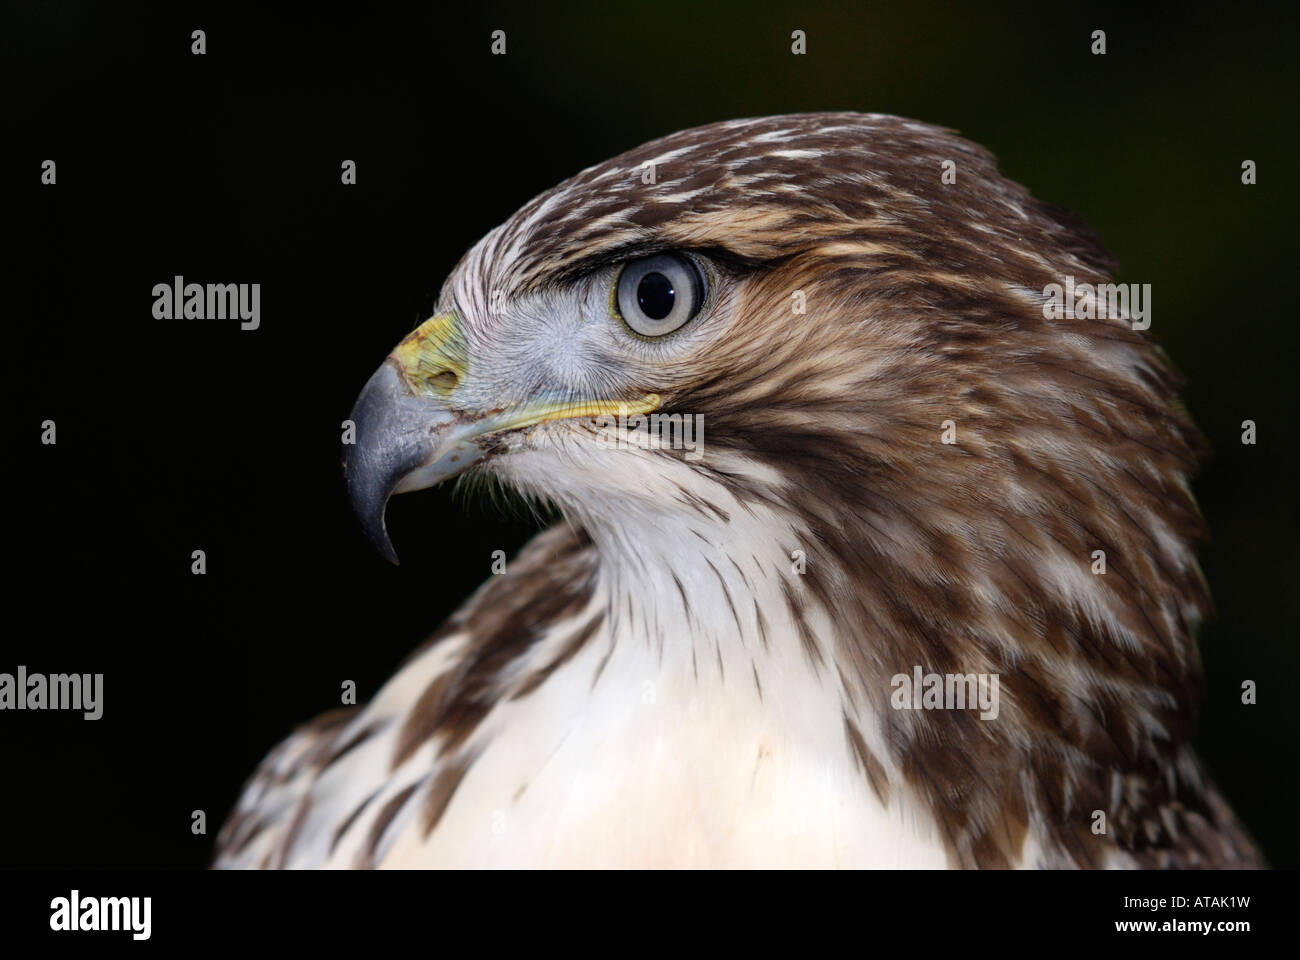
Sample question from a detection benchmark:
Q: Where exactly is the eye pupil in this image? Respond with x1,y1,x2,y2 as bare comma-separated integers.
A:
636,272,676,320
615,253,704,337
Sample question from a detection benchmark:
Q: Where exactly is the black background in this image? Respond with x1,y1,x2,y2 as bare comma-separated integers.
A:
7,1,1298,869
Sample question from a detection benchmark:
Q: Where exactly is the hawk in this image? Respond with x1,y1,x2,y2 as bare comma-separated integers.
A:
216,113,1261,868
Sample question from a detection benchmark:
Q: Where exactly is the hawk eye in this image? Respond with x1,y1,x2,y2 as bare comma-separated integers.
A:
615,253,704,337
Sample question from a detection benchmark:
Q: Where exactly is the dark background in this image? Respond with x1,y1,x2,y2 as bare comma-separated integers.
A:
7,2,1297,868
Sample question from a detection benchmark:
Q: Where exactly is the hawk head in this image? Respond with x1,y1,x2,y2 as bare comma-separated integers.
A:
342,113,1255,867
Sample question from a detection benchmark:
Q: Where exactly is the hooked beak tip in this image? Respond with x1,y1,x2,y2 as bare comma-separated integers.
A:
342,361,430,565
363,507,402,566
341,452,402,565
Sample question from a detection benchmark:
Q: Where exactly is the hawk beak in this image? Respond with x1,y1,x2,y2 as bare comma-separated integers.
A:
342,359,484,565
342,312,660,564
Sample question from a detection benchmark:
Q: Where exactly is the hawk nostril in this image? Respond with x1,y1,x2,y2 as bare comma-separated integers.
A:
428,370,459,392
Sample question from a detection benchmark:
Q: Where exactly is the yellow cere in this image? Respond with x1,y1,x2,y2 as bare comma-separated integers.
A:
391,312,468,398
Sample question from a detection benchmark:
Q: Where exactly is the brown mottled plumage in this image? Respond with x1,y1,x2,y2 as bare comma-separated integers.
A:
216,114,1261,869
